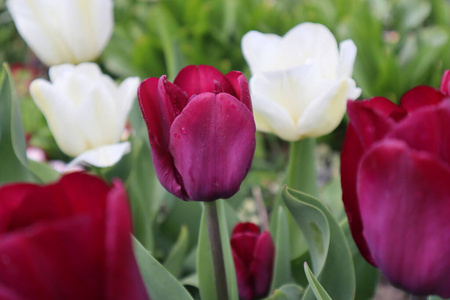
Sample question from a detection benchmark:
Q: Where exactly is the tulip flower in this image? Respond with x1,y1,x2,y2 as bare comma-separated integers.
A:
0,173,149,300
138,65,256,201
341,71,450,297
30,63,139,167
7,0,113,66
242,22,361,141
230,222,275,300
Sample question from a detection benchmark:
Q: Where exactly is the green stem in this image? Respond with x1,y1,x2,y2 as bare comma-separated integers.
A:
204,201,229,300
286,138,318,197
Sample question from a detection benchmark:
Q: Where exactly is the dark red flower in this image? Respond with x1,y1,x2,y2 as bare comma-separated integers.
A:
230,222,275,300
341,71,450,297
138,65,256,202
0,173,149,300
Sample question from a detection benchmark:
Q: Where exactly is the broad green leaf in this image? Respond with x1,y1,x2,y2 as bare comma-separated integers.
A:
266,284,303,300
27,160,60,183
164,225,189,278
197,200,238,300
133,236,194,300
0,63,34,184
283,187,355,300
428,296,450,300
304,263,332,300
270,206,292,292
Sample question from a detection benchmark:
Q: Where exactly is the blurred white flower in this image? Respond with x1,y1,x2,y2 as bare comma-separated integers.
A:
7,0,114,66
30,62,139,167
242,22,361,141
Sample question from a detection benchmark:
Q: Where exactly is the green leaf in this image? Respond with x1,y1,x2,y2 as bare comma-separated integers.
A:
270,206,292,292
133,236,194,300
197,200,238,300
27,160,60,183
266,284,303,300
0,63,34,184
282,187,355,300
164,225,189,278
304,263,332,300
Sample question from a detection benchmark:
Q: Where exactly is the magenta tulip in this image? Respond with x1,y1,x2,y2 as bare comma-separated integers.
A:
0,173,149,300
138,65,256,201
341,71,450,297
231,222,275,300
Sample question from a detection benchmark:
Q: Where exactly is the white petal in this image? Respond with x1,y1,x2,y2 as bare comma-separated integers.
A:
242,30,282,74
115,76,140,134
30,78,87,156
250,75,299,141
296,78,350,138
68,142,131,168
280,22,339,77
7,0,113,66
337,40,357,78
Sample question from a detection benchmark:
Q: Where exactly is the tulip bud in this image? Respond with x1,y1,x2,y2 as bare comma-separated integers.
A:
30,63,140,167
341,71,450,297
7,0,114,66
230,223,275,300
242,22,361,141
138,65,256,201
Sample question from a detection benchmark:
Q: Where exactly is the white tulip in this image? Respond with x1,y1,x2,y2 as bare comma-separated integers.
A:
30,63,139,167
242,22,361,141
7,0,113,66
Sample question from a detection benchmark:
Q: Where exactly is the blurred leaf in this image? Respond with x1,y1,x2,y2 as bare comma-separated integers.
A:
164,225,189,278
283,187,355,300
0,63,34,184
304,263,332,300
266,284,303,300
27,160,60,183
197,200,238,300
133,236,194,300
341,219,379,300
270,206,292,292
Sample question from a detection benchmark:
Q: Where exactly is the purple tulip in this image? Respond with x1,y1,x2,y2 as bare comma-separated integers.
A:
0,173,149,300
231,222,275,300
341,71,450,297
138,65,256,201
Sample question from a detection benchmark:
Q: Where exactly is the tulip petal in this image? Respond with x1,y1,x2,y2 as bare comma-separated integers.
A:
280,23,339,78
346,98,396,149
225,71,252,111
231,222,260,235
296,78,352,138
249,231,275,298
138,77,186,200
340,124,375,266
358,140,450,297
68,142,131,168
0,217,104,300
232,249,254,300
30,79,87,157
387,100,450,165
169,92,255,201
0,283,26,300
337,40,357,78
116,76,140,137
440,70,450,95
105,180,149,300
173,65,237,98
400,85,446,112
231,232,258,263
241,30,282,73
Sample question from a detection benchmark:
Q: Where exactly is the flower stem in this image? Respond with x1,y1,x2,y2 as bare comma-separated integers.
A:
204,201,229,300
286,138,318,197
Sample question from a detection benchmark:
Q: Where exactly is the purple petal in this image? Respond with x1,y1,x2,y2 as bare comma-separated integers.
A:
225,71,252,111
357,140,450,297
169,92,255,201
249,231,275,298
400,85,446,113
